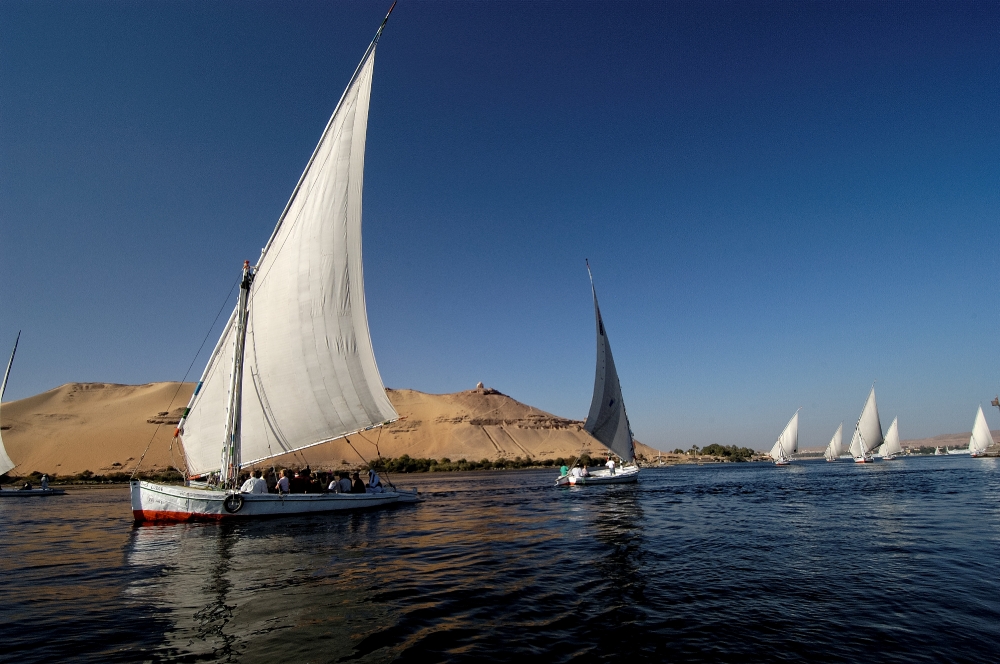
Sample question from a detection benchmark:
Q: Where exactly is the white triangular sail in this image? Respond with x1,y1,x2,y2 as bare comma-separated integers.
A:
969,405,993,456
849,386,883,460
879,417,901,457
769,410,799,462
178,35,398,477
583,267,635,463
825,422,843,461
0,332,19,475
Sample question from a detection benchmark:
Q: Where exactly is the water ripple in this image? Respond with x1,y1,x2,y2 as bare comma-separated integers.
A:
1,458,999,662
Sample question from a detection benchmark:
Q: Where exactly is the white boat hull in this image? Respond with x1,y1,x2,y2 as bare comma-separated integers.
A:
557,466,639,486
130,480,419,523
0,488,66,497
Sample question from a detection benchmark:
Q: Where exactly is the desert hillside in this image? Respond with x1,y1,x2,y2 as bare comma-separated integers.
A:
0,382,663,476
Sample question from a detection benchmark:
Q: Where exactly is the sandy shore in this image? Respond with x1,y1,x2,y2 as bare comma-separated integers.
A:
1,383,665,476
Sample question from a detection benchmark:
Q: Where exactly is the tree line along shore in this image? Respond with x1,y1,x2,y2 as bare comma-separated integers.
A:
0,444,765,486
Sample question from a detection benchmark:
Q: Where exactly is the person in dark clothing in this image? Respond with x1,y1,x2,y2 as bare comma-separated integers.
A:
351,472,366,494
289,470,308,494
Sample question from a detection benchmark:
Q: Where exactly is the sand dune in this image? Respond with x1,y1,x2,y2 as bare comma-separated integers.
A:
901,429,1000,450
1,383,663,476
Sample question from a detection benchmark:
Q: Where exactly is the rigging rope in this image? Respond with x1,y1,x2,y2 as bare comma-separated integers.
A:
130,278,240,480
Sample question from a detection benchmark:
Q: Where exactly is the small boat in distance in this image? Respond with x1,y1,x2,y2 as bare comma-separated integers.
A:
130,6,419,521
824,423,843,462
849,385,882,463
878,417,901,460
556,262,639,486
769,410,800,466
968,405,993,458
0,332,65,497
934,446,943,456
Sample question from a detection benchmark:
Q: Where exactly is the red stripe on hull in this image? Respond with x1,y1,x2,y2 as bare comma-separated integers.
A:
133,509,225,523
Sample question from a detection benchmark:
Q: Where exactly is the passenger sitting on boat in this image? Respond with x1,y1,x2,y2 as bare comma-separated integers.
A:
289,469,309,493
241,469,267,494
20,481,33,490
328,472,340,492
276,469,291,494
298,467,320,493
351,472,366,494
367,469,384,493
560,464,569,477
570,465,582,478
605,458,616,475
580,465,590,477
41,474,49,489
336,472,353,494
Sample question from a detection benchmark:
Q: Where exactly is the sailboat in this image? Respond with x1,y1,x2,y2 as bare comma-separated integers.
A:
556,263,639,486
769,409,799,466
130,6,418,522
968,405,993,458
0,333,66,497
824,422,843,462
877,416,901,460
849,385,882,463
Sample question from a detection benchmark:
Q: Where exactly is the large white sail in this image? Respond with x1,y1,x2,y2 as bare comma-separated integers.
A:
825,422,843,461
769,410,799,461
969,405,993,456
178,37,398,477
849,386,883,460
0,332,19,475
583,268,634,463
879,417,901,457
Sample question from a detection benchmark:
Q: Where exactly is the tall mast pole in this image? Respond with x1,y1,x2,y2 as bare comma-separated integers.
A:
221,261,254,489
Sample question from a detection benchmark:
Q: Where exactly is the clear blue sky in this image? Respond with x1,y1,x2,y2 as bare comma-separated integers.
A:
2,1,998,451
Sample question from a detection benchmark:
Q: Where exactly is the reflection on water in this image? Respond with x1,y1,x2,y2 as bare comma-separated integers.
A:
3,459,1000,662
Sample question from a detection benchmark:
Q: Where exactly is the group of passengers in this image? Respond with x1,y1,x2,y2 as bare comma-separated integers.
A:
239,467,385,495
558,457,618,479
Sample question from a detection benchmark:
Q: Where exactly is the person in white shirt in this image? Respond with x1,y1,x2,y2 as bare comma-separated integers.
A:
41,474,49,490
605,458,616,475
240,469,268,494
367,469,384,493
571,465,582,478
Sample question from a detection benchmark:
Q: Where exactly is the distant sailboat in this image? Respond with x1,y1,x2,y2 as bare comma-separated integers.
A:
849,385,882,463
0,333,17,478
968,405,993,458
934,446,943,456
824,423,843,462
769,410,799,466
130,6,419,521
557,262,639,486
0,332,66,497
878,417,901,460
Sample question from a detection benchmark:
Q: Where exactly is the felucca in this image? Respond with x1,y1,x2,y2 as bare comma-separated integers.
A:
0,332,66,497
824,423,843,462
877,417,901,460
130,6,418,521
968,405,993,458
769,409,799,466
556,263,639,486
849,385,882,463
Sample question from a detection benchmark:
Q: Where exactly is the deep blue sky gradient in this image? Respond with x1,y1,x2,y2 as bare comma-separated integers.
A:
2,1,998,450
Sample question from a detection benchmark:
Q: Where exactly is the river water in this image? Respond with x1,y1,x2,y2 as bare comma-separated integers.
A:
2,456,999,662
